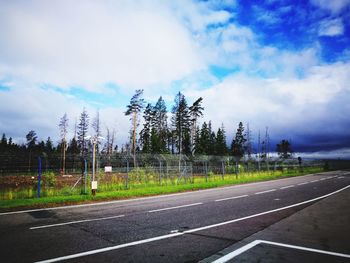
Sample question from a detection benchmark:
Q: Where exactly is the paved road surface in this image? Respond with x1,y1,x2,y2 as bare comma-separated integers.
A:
0,170,349,263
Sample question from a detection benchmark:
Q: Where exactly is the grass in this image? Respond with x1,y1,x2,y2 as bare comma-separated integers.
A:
0,167,324,211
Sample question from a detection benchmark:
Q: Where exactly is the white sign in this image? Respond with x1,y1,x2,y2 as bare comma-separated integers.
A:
91,181,98,190
104,166,112,173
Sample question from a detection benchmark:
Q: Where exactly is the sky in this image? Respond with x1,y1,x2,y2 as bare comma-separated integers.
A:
0,0,350,157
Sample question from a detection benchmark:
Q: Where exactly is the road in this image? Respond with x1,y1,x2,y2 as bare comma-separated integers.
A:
0,170,349,263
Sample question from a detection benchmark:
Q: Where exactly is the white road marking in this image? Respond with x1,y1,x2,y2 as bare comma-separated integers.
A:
34,184,350,263
215,195,248,202
212,239,350,263
280,185,295,189
298,182,309,185
0,172,322,216
212,240,261,263
30,215,125,230
254,189,276,195
337,176,345,179
170,230,179,233
148,203,203,213
310,179,319,183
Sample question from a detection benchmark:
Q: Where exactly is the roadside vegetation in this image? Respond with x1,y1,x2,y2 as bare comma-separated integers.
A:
0,166,323,210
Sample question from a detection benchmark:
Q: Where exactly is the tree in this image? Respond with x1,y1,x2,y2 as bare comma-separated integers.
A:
171,92,190,155
245,122,253,159
92,110,102,155
77,108,89,157
151,96,168,153
59,113,69,174
276,139,292,159
197,122,210,154
216,125,228,155
231,122,246,160
125,89,145,164
189,97,204,155
26,130,37,172
140,103,154,153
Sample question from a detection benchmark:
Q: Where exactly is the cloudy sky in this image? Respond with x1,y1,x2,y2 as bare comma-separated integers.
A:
0,0,349,156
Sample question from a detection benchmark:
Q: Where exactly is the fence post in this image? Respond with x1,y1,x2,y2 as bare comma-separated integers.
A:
37,156,42,198
84,159,87,194
221,160,225,180
126,159,129,189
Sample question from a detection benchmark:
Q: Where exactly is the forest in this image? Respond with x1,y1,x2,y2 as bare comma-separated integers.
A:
0,90,292,174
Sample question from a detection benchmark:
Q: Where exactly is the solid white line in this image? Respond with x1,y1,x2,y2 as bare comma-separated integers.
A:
280,185,294,189
261,240,350,258
184,185,350,234
34,232,184,263
298,182,309,185
254,189,276,195
211,240,261,263
211,239,350,263
215,195,249,202
34,185,350,263
148,203,203,213
0,172,324,216
30,215,125,230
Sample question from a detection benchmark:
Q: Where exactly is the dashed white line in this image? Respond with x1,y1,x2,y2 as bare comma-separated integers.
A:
34,185,350,263
30,214,125,230
215,195,249,202
254,189,276,195
280,185,295,189
148,202,203,213
298,182,309,185
310,179,319,183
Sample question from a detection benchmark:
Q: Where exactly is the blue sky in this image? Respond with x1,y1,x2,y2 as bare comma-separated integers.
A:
0,0,349,156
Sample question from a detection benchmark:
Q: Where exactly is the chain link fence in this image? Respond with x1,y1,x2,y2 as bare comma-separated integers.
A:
0,151,343,200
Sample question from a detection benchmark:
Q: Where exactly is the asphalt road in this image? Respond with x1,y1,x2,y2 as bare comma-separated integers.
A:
0,170,349,263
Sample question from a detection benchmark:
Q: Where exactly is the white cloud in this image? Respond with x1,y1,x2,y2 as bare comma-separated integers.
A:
183,62,350,142
0,0,203,91
318,18,344,36
311,0,350,15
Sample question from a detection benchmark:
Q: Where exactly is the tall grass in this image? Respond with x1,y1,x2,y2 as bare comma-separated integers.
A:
0,166,323,210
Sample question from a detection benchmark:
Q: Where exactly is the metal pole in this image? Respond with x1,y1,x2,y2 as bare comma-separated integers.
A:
92,141,96,195
84,159,87,194
37,156,41,198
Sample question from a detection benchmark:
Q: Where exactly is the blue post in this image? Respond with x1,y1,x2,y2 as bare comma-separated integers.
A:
84,159,87,194
37,156,42,198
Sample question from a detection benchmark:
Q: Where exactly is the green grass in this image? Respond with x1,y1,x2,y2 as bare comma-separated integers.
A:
0,167,324,211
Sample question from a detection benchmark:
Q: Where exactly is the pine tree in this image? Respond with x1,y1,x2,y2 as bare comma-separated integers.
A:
151,96,168,153
125,90,145,164
245,122,253,159
189,97,204,155
140,103,154,153
216,125,228,155
92,110,102,153
171,92,190,155
276,139,292,159
59,113,69,173
77,108,89,157
231,122,247,160
26,130,37,172
198,122,210,154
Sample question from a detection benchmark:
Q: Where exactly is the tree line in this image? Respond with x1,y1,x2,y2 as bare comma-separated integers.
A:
0,90,293,173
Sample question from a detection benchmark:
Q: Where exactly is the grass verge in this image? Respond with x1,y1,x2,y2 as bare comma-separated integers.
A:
0,167,323,211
